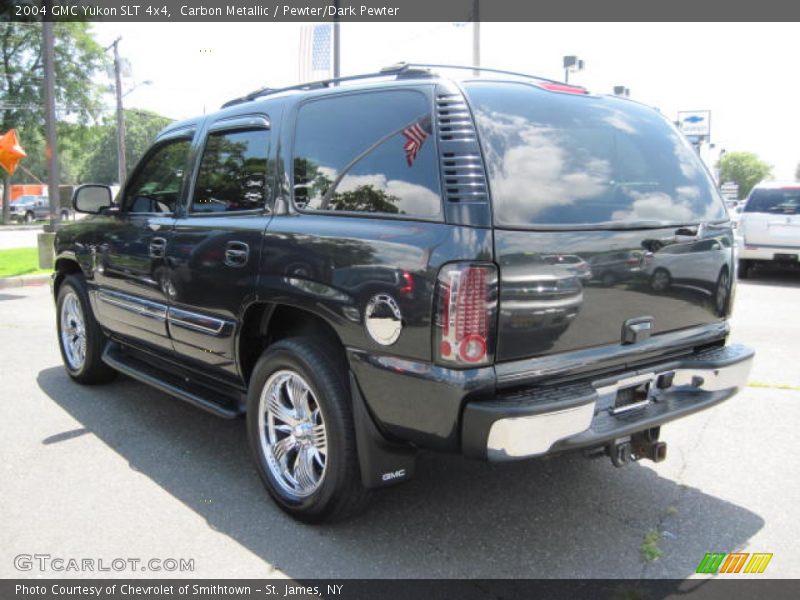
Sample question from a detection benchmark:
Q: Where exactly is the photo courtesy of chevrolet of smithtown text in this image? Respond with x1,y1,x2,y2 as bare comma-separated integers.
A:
2,0,800,598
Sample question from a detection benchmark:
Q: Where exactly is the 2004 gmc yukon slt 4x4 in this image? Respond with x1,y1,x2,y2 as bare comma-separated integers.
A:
53,64,754,522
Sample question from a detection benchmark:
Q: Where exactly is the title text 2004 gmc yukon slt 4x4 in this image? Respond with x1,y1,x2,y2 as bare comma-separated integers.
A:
53,65,753,522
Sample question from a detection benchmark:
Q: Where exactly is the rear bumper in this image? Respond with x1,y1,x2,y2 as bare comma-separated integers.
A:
738,240,800,262
462,343,754,461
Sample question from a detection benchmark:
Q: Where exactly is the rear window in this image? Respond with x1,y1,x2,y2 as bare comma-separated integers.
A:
464,82,726,228
745,188,800,214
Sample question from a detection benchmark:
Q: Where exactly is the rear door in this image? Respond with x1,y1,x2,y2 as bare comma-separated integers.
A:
463,81,732,362
165,115,273,382
93,132,194,353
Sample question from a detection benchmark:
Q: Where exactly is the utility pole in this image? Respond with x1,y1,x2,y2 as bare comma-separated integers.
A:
472,0,480,76
109,37,127,185
43,5,60,227
332,1,340,80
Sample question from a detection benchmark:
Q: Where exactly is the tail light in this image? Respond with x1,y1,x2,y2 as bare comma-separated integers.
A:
434,263,497,367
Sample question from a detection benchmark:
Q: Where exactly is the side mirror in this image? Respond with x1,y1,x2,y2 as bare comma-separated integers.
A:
73,184,113,214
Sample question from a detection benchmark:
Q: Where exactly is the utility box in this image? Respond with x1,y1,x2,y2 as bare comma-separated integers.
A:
37,232,56,270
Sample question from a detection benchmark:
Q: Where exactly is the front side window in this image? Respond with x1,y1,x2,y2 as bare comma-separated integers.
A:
464,82,727,227
191,129,271,213
293,90,441,218
124,138,192,214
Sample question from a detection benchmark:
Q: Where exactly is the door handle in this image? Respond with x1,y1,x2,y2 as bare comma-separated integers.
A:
224,241,249,267
149,237,167,258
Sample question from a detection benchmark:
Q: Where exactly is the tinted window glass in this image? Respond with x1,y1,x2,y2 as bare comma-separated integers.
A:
745,188,800,214
293,90,441,218
124,138,191,214
464,82,726,227
192,129,270,213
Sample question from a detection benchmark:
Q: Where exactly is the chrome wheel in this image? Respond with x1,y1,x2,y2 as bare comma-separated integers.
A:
258,370,327,498
60,291,87,370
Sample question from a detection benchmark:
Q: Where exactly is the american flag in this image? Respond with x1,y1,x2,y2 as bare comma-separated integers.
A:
402,115,432,167
298,24,332,82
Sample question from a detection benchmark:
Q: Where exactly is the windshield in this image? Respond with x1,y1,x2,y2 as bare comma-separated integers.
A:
744,188,800,214
463,82,726,228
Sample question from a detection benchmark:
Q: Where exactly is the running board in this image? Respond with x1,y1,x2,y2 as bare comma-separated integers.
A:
102,343,239,419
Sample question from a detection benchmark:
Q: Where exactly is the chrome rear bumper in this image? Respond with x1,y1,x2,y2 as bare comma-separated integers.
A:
462,343,754,461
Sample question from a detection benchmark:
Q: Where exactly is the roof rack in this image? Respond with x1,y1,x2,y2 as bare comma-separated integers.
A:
220,62,567,109
220,64,434,108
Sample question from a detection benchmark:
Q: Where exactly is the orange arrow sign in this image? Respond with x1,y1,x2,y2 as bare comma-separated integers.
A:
0,129,27,176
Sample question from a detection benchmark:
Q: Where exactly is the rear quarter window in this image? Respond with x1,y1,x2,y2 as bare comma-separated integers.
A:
292,90,441,219
464,82,726,228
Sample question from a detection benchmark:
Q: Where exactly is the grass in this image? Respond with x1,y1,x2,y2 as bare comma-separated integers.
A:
640,530,663,562
0,247,50,278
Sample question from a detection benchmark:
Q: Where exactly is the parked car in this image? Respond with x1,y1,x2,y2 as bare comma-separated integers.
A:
588,250,644,286
737,181,800,278
542,253,592,281
53,64,753,522
9,194,49,223
643,236,732,315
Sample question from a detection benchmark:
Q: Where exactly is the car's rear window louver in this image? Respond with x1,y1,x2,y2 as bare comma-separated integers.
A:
436,93,487,204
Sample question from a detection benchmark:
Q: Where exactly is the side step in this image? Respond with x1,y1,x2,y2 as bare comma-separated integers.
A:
102,343,240,418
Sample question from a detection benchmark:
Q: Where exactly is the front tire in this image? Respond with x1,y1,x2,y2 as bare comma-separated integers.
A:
56,275,117,384
714,268,731,316
25,211,34,224
246,338,369,523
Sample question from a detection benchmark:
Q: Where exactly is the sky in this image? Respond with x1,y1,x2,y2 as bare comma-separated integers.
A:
90,22,800,179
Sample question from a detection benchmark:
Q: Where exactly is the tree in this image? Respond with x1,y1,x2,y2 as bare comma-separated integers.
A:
80,110,173,184
0,21,106,220
718,152,772,200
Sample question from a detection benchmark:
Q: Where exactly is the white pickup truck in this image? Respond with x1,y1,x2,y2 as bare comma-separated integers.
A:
737,181,800,278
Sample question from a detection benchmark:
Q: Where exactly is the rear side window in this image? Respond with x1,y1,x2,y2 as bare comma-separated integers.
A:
745,188,800,214
192,129,270,213
464,82,726,227
292,90,441,218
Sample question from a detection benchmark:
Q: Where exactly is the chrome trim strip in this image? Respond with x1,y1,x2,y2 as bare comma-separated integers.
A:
167,307,228,336
97,290,167,321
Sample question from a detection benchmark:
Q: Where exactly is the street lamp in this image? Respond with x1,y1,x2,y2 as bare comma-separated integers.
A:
563,55,584,84
613,86,630,97
123,80,153,99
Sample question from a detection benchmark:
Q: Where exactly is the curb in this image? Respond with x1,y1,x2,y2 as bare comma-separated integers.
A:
0,273,51,289
0,225,45,232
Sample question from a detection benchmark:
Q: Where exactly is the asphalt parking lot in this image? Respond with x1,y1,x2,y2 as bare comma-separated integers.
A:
1,267,799,579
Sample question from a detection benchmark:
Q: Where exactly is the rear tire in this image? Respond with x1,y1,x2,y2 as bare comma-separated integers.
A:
246,337,369,523
649,268,671,292
738,259,753,279
601,272,616,287
56,275,117,384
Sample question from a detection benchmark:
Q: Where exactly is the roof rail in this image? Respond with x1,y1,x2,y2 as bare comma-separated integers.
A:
220,62,569,109
220,64,434,109
386,62,565,85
